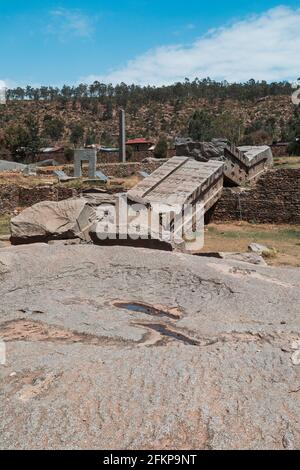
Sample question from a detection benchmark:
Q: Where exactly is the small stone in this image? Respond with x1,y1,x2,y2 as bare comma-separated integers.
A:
248,243,275,257
291,340,300,350
291,350,300,366
9,372,17,377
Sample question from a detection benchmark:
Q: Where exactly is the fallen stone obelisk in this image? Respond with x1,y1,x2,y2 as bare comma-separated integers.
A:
127,156,224,212
125,156,224,251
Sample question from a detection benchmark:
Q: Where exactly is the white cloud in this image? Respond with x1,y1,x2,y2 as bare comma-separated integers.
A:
47,8,94,41
85,6,300,85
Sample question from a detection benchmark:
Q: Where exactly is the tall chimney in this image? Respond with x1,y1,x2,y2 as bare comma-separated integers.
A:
119,109,126,163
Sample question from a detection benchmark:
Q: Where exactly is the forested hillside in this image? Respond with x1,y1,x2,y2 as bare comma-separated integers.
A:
0,79,299,161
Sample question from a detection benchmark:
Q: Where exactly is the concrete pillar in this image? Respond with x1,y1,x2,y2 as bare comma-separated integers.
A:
119,109,126,163
74,151,83,178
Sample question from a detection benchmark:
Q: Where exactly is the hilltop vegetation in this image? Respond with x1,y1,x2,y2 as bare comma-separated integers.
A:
0,79,299,161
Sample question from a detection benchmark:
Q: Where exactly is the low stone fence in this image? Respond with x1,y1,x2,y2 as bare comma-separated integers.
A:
38,161,162,179
98,150,154,164
1,167,299,225
0,161,163,215
209,169,300,224
0,185,76,215
94,161,161,178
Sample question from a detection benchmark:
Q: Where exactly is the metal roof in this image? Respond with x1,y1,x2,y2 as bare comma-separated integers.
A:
126,138,153,145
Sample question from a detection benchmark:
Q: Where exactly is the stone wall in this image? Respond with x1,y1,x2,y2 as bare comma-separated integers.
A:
0,161,163,215
98,150,175,164
209,169,300,224
93,161,162,178
18,186,76,208
98,150,153,164
0,185,76,215
38,159,165,178
0,186,19,215
38,161,162,178
270,144,289,157
2,167,299,225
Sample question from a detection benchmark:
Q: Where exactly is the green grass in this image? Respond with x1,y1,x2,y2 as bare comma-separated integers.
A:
0,214,11,236
204,223,300,267
207,226,300,241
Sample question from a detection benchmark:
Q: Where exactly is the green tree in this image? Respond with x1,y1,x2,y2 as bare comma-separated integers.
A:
4,114,40,161
188,110,213,141
42,116,65,141
4,124,30,159
211,111,244,144
285,105,300,141
154,135,168,159
69,123,84,146
25,114,41,159
85,131,96,146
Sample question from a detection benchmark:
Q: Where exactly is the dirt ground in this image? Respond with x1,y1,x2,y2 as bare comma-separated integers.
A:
274,156,300,169
201,222,300,267
0,170,140,190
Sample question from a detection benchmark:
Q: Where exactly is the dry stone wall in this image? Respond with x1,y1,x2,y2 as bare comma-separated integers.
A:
1,168,299,225
0,185,76,215
210,169,300,224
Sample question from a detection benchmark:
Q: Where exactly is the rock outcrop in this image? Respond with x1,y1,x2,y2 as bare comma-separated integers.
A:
0,244,299,450
10,198,96,244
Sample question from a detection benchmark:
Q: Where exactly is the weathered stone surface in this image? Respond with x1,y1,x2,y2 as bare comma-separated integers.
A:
10,198,96,244
0,244,299,450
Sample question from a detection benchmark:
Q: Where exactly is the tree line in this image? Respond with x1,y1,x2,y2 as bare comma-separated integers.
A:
5,78,293,106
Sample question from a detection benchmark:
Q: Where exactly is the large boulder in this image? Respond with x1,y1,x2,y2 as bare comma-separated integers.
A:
0,244,299,449
10,198,96,244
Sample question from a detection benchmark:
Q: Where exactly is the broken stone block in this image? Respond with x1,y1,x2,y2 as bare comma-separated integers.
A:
248,243,274,256
175,138,274,186
10,198,97,245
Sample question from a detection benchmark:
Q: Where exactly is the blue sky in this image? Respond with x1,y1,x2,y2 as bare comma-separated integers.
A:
1,0,300,87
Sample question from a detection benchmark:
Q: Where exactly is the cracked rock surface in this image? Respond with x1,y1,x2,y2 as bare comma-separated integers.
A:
0,244,299,449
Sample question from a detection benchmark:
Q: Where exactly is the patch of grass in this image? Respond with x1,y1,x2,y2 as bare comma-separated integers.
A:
0,214,11,236
208,226,300,241
262,248,277,259
203,222,300,268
